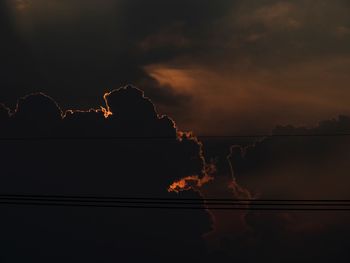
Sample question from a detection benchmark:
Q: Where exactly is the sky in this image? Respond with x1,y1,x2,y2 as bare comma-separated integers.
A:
2,0,350,134
1,1,350,262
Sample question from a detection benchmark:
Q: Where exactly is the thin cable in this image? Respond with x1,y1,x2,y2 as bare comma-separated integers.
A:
0,133,350,141
2,200,350,211
1,194,350,203
1,196,350,206
1,196,350,211
0,194,350,203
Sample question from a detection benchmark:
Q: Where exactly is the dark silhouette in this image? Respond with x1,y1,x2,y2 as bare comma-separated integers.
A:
0,86,212,263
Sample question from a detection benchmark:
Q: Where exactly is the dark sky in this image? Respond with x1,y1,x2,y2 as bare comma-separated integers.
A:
2,0,350,134
1,1,350,262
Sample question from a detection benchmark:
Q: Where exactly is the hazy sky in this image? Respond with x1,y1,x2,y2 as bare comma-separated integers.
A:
2,0,350,134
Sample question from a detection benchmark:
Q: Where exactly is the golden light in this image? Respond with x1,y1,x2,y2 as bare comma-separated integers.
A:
168,174,213,193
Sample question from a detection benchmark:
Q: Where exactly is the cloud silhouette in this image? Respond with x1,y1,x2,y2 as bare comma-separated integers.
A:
0,86,213,262
209,115,350,262
230,115,350,199
14,93,63,121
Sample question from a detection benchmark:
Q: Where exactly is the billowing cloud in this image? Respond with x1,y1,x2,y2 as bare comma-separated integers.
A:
0,86,214,262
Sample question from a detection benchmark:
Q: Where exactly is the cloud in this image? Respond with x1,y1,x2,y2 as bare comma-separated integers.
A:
14,92,63,121
210,115,350,261
183,113,350,262
0,86,213,262
230,115,350,199
145,56,350,135
104,87,157,122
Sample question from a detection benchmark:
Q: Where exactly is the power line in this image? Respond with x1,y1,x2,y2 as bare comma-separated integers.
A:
0,133,350,141
1,201,350,211
198,134,350,138
1,195,350,211
2,196,350,206
1,194,350,203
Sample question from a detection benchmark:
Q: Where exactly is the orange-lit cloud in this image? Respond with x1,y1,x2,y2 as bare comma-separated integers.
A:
145,54,350,135
146,65,198,94
168,174,213,193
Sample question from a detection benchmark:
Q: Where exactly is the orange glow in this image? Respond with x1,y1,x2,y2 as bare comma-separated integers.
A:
168,174,213,193
63,108,109,118
101,106,112,118
176,131,195,141
102,91,114,118
145,65,197,94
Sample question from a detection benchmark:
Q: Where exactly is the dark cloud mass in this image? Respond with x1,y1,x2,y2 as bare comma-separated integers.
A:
0,86,213,262
209,115,350,262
